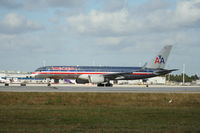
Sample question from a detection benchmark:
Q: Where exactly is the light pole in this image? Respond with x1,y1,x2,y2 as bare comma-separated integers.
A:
183,64,185,85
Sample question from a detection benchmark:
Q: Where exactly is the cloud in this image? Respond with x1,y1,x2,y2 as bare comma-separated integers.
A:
23,0,86,10
0,0,22,9
47,0,86,8
175,0,200,26
0,13,43,34
99,0,126,12
67,9,130,36
0,0,87,10
138,0,171,12
66,0,200,37
95,37,123,46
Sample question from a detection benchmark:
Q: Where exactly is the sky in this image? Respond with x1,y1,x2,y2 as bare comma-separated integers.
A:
0,0,200,76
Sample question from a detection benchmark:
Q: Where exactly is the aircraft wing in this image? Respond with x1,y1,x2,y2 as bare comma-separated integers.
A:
103,69,178,80
153,69,178,75
103,72,133,80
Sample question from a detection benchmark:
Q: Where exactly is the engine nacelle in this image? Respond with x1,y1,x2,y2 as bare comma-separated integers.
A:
88,75,105,84
75,79,89,84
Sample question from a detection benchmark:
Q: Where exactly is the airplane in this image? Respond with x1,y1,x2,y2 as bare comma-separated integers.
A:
0,77,9,83
31,45,177,87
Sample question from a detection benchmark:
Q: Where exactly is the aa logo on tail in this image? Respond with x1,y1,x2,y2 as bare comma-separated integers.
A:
154,55,165,64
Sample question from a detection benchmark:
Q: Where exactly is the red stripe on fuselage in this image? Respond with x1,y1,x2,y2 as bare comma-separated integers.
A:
32,72,108,75
32,72,152,75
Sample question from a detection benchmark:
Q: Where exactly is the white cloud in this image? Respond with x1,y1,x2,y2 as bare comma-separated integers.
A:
66,0,200,36
23,0,86,10
100,0,125,12
47,0,85,8
175,0,200,26
0,13,43,34
138,0,171,12
0,0,86,10
0,0,22,9
95,37,124,46
67,9,130,36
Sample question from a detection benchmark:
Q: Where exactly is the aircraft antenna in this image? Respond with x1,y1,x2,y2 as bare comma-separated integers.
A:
43,60,46,67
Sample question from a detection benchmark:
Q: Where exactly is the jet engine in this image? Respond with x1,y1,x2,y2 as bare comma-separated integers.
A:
88,75,105,84
75,79,89,84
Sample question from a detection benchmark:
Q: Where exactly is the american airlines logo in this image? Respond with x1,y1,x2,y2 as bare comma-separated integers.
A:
154,55,165,64
51,67,76,70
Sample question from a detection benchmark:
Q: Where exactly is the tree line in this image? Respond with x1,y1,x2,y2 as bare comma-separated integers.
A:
166,74,199,82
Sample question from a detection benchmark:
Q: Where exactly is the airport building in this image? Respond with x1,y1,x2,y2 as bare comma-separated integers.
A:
195,80,200,85
117,76,166,85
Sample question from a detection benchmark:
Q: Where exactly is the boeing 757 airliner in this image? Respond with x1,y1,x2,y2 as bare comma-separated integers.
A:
32,45,177,87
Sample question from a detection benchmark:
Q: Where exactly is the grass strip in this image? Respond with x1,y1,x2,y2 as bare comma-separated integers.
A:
0,92,200,133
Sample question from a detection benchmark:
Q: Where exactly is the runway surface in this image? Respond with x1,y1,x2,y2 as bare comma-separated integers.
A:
0,84,200,93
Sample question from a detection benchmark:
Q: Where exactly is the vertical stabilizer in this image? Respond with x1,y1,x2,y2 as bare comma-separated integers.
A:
146,45,172,69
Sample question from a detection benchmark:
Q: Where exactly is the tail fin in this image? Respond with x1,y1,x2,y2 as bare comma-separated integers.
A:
146,45,172,69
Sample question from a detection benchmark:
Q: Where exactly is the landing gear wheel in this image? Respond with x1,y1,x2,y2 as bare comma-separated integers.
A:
97,83,104,87
105,83,113,87
97,83,113,87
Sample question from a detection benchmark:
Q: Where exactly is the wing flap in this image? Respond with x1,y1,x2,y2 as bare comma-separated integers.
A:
103,72,133,80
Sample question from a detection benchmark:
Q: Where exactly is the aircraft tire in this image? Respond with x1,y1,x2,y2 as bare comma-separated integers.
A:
97,83,113,87
105,83,113,87
5,83,9,86
97,83,104,87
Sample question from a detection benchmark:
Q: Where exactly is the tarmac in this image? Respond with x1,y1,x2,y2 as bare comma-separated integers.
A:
0,83,200,93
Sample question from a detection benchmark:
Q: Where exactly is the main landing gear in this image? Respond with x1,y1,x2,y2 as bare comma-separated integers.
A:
97,82,113,87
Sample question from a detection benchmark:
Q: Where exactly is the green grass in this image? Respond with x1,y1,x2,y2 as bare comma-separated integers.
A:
0,92,200,133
